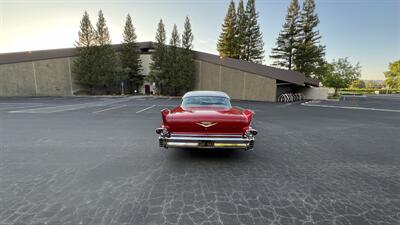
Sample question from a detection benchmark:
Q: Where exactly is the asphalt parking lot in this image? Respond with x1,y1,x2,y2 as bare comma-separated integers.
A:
0,95,399,225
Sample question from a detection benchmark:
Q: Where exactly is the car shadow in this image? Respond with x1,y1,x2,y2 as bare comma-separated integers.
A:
166,148,251,162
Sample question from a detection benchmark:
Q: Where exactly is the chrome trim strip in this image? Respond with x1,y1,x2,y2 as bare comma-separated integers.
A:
166,142,247,149
166,136,250,142
171,134,243,137
166,142,199,148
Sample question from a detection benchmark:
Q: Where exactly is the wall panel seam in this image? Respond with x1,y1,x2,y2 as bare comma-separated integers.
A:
67,57,73,96
32,62,38,95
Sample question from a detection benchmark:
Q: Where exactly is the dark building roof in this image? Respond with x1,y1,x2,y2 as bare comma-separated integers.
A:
0,41,319,87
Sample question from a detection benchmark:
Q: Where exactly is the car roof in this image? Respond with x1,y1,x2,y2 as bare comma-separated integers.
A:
182,91,230,99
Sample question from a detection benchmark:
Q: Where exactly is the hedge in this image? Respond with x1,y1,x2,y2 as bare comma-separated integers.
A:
338,89,400,95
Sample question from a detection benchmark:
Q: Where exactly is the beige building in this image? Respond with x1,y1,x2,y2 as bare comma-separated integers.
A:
0,42,319,102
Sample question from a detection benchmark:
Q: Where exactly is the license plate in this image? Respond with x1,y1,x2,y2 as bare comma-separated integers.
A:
199,141,214,147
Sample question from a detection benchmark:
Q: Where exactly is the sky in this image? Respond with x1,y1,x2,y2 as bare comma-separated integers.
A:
0,0,399,80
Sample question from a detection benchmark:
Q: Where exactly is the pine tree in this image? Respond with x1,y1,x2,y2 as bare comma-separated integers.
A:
182,16,194,50
270,0,300,70
94,10,117,90
149,19,168,95
237,0,247,60
73,11,97,89
217,0,239,59
169,24,181,47
294,0,325,77
179,16,195,93
167,24,181,95
121,14,142,93
242,0,264,64
75,11,95,48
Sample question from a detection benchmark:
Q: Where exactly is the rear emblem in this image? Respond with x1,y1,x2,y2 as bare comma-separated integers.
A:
196,122,217,128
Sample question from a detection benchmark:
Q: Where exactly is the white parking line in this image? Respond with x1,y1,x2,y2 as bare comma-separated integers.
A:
136,105,156,114
92,105,128,114
7,97,137,114
301,103,400,113
9,102,100,113
0,103,45,105
0,104,46,111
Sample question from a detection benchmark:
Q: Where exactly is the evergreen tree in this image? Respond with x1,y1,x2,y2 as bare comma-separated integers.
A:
270,0,300,70
121,14,143,93
179,16,195,93
73,11,97,89
217,0,239,59
167,24,181,95
149,19,168,95
182,16,194,50
242,0,264,64
75,11,95,48
237,0,247,60
294,0,325,77
169,24,181,47
94,10,117,90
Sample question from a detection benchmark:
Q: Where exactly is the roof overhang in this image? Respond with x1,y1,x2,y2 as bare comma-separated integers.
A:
192,50,305,86
304,77,320,87
0,42,154,65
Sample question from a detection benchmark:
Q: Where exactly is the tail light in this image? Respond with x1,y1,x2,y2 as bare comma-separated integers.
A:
244,128,258,138
156,127,170,137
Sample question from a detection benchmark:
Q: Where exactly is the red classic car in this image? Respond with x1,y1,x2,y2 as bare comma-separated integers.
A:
156,91,258,150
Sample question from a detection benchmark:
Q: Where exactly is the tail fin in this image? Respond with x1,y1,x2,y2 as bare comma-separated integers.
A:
161,108,170,124
243,109,254,125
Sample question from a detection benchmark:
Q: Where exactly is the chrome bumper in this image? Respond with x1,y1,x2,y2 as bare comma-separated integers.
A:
158,133,255,150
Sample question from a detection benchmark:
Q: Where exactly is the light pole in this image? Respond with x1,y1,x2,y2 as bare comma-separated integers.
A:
121,80,124,96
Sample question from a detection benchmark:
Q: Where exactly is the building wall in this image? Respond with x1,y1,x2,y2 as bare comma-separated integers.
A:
0,58,73,96
300,86,331,100
195,60,276,102
244,72,276,102
34,58,73,96
0,61,36,96
0,55,277,101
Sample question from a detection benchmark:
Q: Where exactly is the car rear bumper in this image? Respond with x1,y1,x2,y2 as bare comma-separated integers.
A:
158,133,255,150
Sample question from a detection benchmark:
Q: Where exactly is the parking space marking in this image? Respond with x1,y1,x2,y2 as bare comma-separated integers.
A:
136,105,156,114
0,103,45,105
7,97,139,113
92,105,128,114
8,102,103,113
302,103,400,113
0,104,46,111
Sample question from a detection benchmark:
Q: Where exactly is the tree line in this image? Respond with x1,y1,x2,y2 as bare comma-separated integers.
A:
73,11,195,95
73,10,142,94
74,2,385,95
217,0,264,64
218,0,364,91
148,18,195,96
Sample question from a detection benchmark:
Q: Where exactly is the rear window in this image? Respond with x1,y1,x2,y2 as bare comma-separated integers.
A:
182,96,231,108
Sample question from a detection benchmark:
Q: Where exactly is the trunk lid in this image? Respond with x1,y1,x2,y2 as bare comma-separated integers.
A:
167,106,248,134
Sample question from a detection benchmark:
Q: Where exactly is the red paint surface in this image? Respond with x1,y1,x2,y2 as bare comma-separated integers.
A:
161,106,254,135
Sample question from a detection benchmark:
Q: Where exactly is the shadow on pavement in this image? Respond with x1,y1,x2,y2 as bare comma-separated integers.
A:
166,148,251,162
